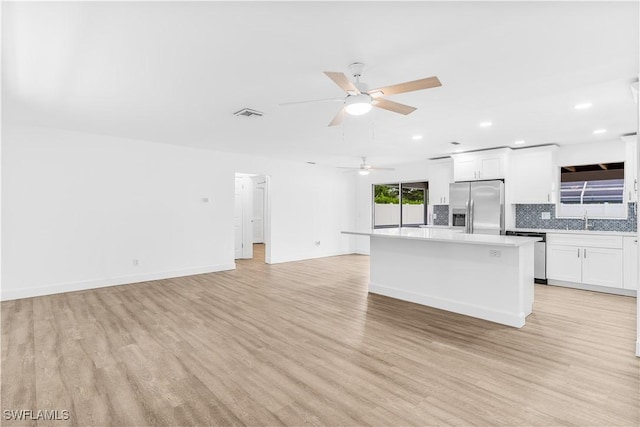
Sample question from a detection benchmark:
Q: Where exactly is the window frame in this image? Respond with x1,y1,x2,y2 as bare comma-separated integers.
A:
372,181,429,229
556,162,627,220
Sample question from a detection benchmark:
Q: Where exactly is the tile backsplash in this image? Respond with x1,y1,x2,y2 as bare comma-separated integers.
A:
433,205,449,226
515,203,637,232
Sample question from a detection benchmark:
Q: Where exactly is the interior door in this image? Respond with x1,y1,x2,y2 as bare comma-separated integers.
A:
253,186,264,243
234,177,243,259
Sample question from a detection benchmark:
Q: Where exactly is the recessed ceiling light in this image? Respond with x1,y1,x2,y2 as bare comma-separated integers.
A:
514,140,526,145
412,135,423,140
593,129,607,134
479,121,492,128
306,161,316,165
574,102,592,110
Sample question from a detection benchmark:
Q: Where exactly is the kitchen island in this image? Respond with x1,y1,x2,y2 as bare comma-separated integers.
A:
343,228,541,328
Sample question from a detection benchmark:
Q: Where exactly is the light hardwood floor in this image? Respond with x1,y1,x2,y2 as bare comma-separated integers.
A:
2,244,638,426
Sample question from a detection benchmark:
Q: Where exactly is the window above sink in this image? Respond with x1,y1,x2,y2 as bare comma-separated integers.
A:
557,162,627,219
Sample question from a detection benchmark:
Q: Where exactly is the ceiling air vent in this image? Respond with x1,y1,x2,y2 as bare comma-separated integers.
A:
233,108,264,117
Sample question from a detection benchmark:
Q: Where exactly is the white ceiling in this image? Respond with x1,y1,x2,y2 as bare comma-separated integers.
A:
2,1,638,168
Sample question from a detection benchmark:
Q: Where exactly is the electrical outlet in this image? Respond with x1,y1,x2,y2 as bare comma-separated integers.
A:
541,212,551,220
489,250,501,258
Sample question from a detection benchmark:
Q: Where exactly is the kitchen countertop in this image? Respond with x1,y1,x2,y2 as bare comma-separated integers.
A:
509,228,636,237
343,227,541,247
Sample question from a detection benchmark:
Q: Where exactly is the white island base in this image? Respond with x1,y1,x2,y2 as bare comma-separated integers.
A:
345,228,540,328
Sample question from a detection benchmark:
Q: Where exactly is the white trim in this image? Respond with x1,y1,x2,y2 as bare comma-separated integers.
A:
269,250,354,264
547,279,637,297
636,339,640,357
353,249,370,256
0,263,236,301
369,282,526,328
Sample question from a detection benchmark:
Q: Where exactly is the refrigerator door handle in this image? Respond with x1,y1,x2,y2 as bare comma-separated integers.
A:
464,200,470,233
469,199,475,234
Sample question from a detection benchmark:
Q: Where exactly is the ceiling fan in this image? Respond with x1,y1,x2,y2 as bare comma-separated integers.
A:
337,157,395,176
282,62,442,126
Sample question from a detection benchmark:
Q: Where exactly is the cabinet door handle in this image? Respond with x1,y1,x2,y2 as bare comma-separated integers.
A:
547,193,550,202
577,248,580,258
583,248,587,258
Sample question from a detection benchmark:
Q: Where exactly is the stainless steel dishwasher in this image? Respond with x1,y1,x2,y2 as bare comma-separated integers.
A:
506,231,547,284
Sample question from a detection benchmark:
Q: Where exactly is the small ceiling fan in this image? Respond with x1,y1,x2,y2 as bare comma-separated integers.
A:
337,157,395,176
281,62,442,126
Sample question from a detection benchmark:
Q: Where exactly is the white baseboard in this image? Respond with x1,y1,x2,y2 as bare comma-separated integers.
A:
547,280,637,297
353,249,370,256
369,282,526,328
269,250,354,264
1,263,236,301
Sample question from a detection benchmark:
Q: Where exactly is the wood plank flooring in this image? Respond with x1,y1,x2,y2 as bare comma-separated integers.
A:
2,244,638,426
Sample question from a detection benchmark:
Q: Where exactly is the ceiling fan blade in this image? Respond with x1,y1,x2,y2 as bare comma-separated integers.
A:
328,107,345,127
374,98,417,115
370,167,395,171
279,97,343,106
323,72,360,94
336,166,357,170
371,76,442,96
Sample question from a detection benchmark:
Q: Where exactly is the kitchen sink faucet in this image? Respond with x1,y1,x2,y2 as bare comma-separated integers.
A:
583,210,591,230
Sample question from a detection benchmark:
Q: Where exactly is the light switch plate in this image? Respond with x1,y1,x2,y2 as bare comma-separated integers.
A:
541,212,551,220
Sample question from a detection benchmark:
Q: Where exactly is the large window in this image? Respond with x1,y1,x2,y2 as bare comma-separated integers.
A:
557,162,626,219
373,182,428,228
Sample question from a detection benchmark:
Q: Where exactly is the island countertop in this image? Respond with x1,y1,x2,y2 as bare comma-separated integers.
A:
342,227,541,247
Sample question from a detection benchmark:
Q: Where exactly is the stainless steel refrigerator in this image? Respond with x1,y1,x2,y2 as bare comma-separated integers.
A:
449,180,505,235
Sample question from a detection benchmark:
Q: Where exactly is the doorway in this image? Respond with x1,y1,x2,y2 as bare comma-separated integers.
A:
234,173,270,263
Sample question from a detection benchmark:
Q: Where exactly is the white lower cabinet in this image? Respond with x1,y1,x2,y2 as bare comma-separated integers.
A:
547,245,582,282
547,234,623,289
623,237,638,290
581,247,623,288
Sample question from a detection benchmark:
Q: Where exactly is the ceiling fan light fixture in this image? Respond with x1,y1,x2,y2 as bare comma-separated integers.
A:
358,169,371,176
345,94,373,115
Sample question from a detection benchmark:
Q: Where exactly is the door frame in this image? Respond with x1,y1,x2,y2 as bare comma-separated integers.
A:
234,172,272,263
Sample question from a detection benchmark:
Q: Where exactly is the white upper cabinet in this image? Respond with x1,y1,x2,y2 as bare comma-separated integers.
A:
508,145,558,204
452,148,510,182
428,159,453,205
623,134,637,203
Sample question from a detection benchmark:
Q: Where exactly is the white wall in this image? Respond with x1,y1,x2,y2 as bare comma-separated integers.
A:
556,139,625,166
1,124,355,300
